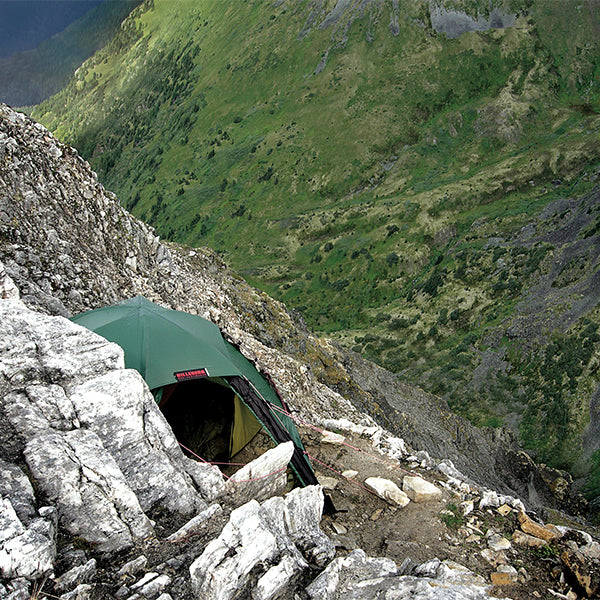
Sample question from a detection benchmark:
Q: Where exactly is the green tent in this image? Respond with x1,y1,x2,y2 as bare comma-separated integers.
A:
71,296,318,486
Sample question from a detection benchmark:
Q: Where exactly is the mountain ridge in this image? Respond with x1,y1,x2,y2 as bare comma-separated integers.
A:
0,0,142,107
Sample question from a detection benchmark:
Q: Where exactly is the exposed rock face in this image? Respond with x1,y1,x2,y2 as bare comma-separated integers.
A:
189,486,335,600
25,428,153,553
306,551,503,600
0,297,221,558
429,4,517,39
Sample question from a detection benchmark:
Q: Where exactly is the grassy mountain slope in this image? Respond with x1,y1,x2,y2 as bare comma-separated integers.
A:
33,0,600,484
0,0,142,107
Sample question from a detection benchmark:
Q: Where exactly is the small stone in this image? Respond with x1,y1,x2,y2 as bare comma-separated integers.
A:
480,548,508,567
316,476,338,491
54,559,97,593
321,430,345,444
370,509,383,521
342,470,358,479
465,534,481,543
117,556,148,578
518,511,561,542
130,573,171,599
365,477,410,507
115,586,130,599
490,565,518,586
580,540,600,561
518,567,530,582
402,476,442,503
497,504,512,516
488,534,511,552
512,530,548,548
165,503,222,543
331,522,347,535
60,583,94,600
480,490,500,509
460,500,474,516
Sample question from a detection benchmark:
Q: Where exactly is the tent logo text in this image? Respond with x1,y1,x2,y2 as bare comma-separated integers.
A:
174,368,210,381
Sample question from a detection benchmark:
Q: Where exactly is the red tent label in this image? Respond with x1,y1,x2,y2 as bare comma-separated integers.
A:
174,368,209,381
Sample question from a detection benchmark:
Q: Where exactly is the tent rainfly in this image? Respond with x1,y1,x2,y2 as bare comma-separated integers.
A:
70,295,319,487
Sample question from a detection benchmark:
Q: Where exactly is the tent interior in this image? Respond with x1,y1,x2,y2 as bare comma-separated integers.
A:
154,377,264,464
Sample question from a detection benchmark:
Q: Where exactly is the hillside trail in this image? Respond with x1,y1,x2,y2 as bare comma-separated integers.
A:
294,424,598,600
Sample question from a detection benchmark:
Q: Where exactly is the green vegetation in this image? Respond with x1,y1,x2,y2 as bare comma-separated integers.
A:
0,0,142,107
33,0,600,486
439,503,466,530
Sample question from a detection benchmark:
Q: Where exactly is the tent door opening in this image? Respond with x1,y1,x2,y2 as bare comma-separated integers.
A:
156,377,262,463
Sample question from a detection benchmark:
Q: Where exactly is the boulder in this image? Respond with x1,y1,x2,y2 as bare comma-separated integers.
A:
402,476,442,503
222,441,294,506
561,548,600,597
517,511,561,542
189,485,334,600
364,477,410,507
512,530,547,548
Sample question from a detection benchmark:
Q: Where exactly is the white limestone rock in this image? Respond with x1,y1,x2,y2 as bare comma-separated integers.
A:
165,503,222,543
402,476,443,503
0,497,55,580
321,430,345,445
182,457,226,502
306,549,397,599
307,552,501,599
68,369,206,515
254,554,302,600
261,485,335,568
116,555,148,578
0,461,36,524
60,583,94,600
54,559,97,593
189,485,333,600
24,429,153,553
0,299,123,388
0,261,19,300
222,441,294,506
364,477,410,507
130,572,171,598
487,533,511,552
1,299,208,519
